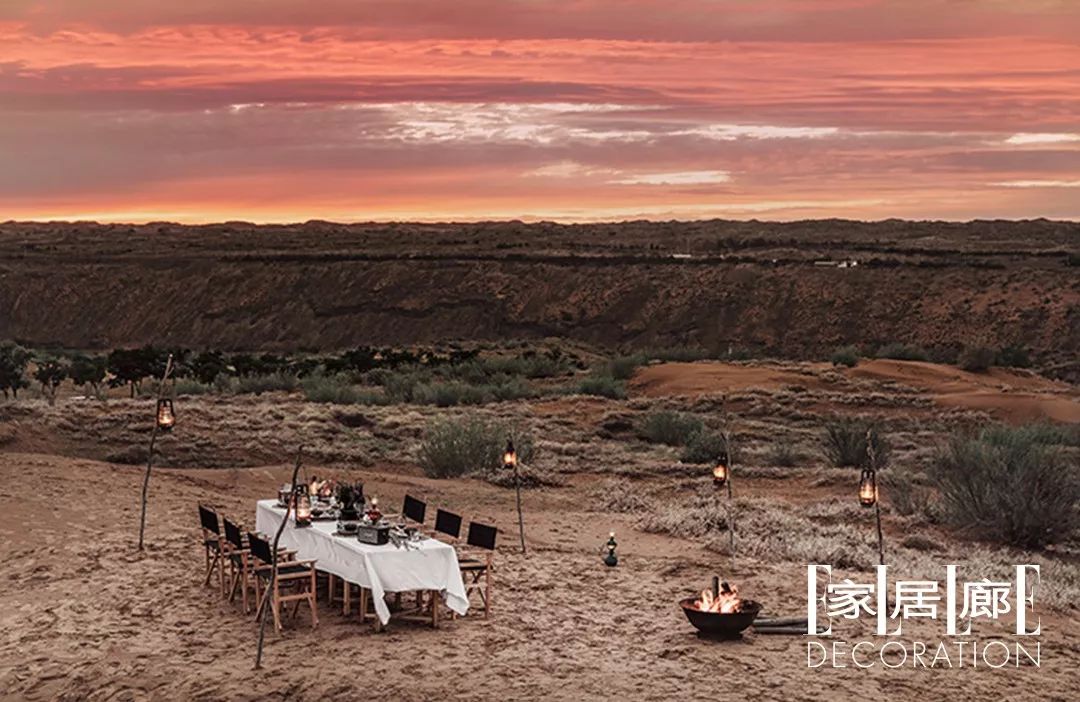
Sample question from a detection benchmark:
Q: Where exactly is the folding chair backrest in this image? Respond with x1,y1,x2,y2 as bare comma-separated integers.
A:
223,517,243,551
199,504,220,535
248,531,273,565
434,509,462,539
466,521,498,551
403,494,426,524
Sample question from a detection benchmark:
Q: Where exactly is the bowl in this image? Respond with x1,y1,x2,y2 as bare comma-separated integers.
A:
679,598,762,638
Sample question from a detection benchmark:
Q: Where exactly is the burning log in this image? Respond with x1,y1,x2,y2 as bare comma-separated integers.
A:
679,576,761,637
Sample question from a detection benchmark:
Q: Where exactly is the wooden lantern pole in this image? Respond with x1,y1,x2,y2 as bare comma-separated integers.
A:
724,429,736,572
509,437,526,555
137,353,174,551
866,429,885,566
255,446,304,670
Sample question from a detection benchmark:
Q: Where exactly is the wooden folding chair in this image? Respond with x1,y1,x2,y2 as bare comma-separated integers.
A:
403,494,427,527
198,504,226,596
222,518,255,613
458,521,497,618
433,508,462,543
249,532,319,632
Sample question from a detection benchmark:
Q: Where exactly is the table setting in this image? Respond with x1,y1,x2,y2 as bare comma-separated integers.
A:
255,479,470,625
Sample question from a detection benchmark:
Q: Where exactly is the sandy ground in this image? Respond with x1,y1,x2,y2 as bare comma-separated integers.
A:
1,452,1077,702
631,360,1080,424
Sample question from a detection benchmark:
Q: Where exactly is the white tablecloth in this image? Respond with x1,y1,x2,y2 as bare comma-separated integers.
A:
254,500,469,624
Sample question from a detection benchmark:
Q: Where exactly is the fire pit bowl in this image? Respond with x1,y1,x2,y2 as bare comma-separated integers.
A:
679,598,762,637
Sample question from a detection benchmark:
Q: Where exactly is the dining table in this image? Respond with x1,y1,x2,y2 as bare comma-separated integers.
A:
254,500,470,625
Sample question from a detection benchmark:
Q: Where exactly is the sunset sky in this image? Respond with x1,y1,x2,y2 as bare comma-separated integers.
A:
2,0,1079,223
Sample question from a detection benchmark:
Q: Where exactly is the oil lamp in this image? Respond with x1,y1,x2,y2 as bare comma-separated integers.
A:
603,531,618,567
712,461,728,488
294,485,312,527
503,440,517,470
859,467,878,508
156,398,176,432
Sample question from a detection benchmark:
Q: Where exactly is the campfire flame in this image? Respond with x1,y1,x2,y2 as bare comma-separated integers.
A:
694,580,741,614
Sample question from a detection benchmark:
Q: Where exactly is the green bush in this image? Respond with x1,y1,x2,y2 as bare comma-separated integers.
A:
959,346,995,372
830,346,859,368
576,374,626,399
928,425,1080,548
680,431,729,464
822,418,891,468
875,343,929,362
418,415,536,479
640,411,703,446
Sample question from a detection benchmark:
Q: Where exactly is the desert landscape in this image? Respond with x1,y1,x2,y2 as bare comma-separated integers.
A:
1,220,1078,699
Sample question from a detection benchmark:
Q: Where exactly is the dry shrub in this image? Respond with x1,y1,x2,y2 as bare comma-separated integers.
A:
639,410,703,446
822,418,890,468
679,431,728,464
417,414,535,479
928,425,1080,548
959,346,995,372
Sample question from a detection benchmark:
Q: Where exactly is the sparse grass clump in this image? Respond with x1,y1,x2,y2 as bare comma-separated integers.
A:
680,431,729,464
928,425,1080,548
301,374,387,405
173,378,214,395
764,441,802,467
830,346,859,367
639,410,703,446
418,415,535,479
587,479,651,513
881,471,934,519
822,418,891,468
233,371,299,395
875,343,929,362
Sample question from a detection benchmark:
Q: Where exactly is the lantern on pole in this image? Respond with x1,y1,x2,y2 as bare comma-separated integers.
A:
712,460,728,488
859,467,878,508
603,531,618,567
505,437,526,554
156,398,176,432
294,485,312,527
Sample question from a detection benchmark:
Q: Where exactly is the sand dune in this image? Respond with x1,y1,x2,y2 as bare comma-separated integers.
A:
630,360,1080,424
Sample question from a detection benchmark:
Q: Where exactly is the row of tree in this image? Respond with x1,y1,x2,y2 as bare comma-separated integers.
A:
0,343,483,403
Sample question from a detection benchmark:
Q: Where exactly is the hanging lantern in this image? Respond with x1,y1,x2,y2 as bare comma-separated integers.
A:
155,398,176,432
603,531,618,567
859,468,877,508
294,485,312,527
503,440,517,469
712,461,728,488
